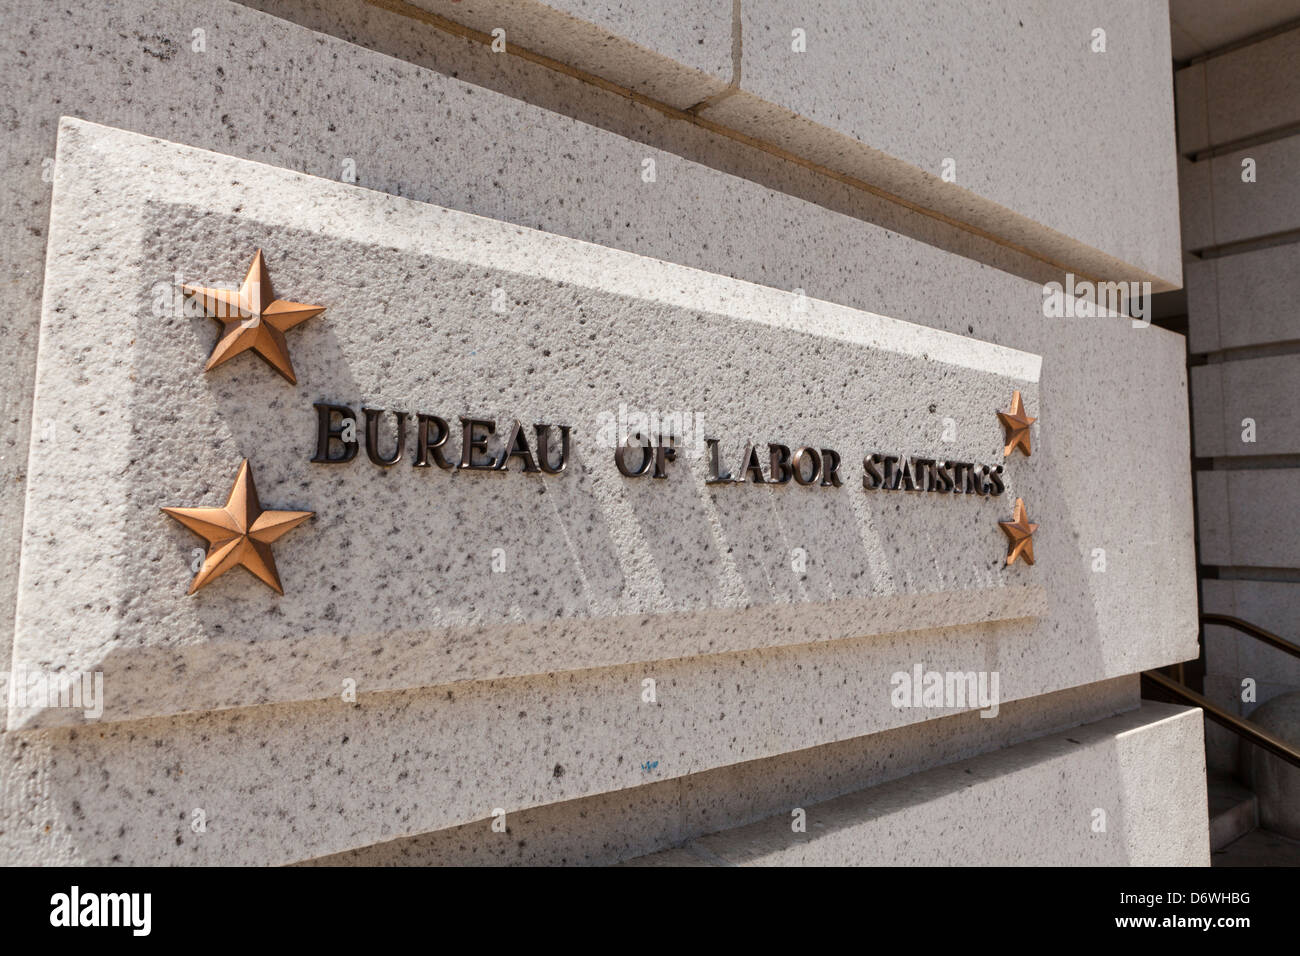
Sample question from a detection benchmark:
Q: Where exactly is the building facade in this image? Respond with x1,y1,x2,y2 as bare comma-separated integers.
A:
1169,3,1300,851
0,1,1223,865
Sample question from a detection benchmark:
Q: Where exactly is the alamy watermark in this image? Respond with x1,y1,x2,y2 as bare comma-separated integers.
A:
1042,273,1151,328
594,403,707,458
150,272,258,323
10,667,104,719
890,664,1000,718
50,886,150,936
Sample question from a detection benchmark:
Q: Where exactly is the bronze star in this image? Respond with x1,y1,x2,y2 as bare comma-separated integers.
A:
998,497,1038,566
997,389,1036,457
182,250,324,384
162,459,313,595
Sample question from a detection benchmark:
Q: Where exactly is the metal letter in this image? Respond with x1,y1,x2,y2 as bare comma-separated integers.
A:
615,432,653,477
414,414,454,470
460,417,497,471
792,447,821,486
311,402,358,463
535,424,571,475
495,419,540,472
363,407,407,466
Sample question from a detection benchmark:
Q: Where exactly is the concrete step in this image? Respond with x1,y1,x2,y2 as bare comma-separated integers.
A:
1207,773,1258,851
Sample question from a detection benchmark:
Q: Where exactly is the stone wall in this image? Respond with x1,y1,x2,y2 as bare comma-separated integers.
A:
1177,23,1300,773
0,0,1204,865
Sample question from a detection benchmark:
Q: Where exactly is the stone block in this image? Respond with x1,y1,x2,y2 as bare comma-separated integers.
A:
402,0,734,108
1186,245,1300,354
1192,354,1300,458
12,118,1048,727
1209,134,1300,247
1197,470,1300,569
698,0,1182,288
298,676,1136,865
1203,27,1300,150
630,703,1209,866
0,1,1197,724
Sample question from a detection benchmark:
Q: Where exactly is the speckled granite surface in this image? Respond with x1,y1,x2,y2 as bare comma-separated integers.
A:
299,676,1139,866
0,0,1201,866
622,703,1208,866
701,0,1182,289
401,0,735,109
13,119,1043,727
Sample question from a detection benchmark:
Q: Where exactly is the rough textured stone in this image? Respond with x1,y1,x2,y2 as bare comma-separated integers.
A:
13,118,1049,727
1177,28,1300,154
1196,470,1300,568
410,0,1185,287
699,0,1182,288
402,0,734,109
0,0,1190,731
1207,135,1300,247
1186,245,1300,353
625,703,1208,866
0,643,1143,865
300,676,1136,865
0,0,1203,867
1192,355,1300,457
7,117,1196,733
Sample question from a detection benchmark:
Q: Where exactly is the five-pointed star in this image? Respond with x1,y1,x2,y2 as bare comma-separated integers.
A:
997,389,1037,457
998,497,1038,567
182,250,324,384
161,459,314,595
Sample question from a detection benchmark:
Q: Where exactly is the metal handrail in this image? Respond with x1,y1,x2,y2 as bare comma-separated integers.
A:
1142,670,1300,770
1202,613,1300,660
